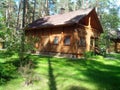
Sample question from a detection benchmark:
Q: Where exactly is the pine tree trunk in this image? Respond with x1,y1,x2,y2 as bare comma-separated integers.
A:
32,0,36,22
20,0,26,67
22,0,26,28
16,0,22,30
46,0,49,15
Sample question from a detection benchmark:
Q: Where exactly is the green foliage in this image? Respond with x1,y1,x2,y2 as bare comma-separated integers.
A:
0,17,7,39
84,51,94,59
0,51,16,85
25,36,40,52
0,63,16,85
4,28,21,51
101,11,120,30
4,28,39,54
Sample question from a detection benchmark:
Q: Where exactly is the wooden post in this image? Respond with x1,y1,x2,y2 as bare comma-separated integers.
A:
115,42,117,53
86,35,90,51
92,38,95,52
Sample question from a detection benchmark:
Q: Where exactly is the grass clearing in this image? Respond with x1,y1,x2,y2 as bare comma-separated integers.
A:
0,52,120,90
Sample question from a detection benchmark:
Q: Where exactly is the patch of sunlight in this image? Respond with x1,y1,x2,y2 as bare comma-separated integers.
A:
56,77,98,90
11,53,18,58
69,70,82,75
105,61,117,65
78,81,98,90
0,59,5,63
116,74,120,77
0,75,49,90
38,63,48,67
102,59,120,65
35,68,47,74
0,78,23,90
92,55,104,60
18,79,48,90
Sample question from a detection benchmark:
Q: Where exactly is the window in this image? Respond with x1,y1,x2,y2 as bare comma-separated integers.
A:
64,36,71,45
79,37,86,47
53,36,59,44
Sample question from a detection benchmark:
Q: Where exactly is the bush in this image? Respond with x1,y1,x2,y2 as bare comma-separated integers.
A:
0,63,16,84
100,48,106,57
18,56,40,86
84,51,94,60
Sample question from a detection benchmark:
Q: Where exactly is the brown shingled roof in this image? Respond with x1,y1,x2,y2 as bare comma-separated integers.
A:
109,30,120,39
27,8,93,29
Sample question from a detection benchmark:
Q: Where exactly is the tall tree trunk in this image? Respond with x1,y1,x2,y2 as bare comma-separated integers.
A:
22,0,26,28
5,8,8,27
16,0,22,30
82,0,84,9
25,1,29,24
32,0,36,22
20,0,26,66
46,0,49,15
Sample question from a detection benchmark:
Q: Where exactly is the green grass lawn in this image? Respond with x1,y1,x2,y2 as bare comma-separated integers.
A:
0,52,120,90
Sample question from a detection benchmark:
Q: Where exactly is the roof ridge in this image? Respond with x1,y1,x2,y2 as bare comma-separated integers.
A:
44,8,93,18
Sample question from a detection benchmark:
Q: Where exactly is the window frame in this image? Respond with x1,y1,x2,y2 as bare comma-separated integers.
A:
53,36,59,45
64,35,71,46
79,37,86,47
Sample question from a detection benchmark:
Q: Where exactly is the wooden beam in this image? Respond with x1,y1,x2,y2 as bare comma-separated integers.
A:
115,42,117,53
78,23,97,32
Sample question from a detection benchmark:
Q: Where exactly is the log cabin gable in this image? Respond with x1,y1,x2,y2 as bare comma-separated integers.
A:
78,8,103,38
74,26,98,51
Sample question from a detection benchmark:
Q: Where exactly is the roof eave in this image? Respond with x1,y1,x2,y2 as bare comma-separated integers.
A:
25,23,76,31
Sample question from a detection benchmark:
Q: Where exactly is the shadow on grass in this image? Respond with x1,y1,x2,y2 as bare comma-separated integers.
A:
66,85,88,90
48,57,57,90
0,51,17,85
87,60,120,90
64,57,120,90
107,53,120,60
34,55,120,90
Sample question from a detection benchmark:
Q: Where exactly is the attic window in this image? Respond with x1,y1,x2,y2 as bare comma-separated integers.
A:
64,36,71,45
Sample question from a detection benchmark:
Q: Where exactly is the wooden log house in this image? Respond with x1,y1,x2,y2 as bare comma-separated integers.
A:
109,30,120,53
25,8,103,58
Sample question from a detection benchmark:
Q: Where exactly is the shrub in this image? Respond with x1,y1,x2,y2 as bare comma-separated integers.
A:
0,63,16,84
18,56,40,86
100,48,106,57
84,51,94,60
